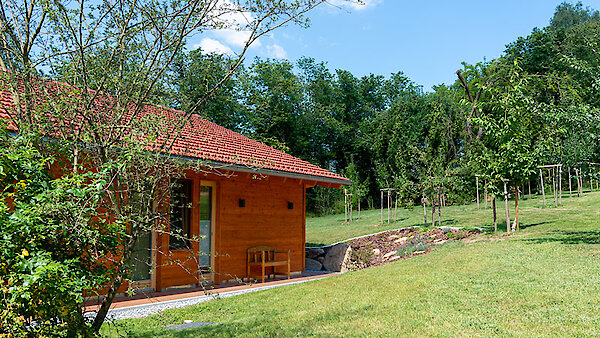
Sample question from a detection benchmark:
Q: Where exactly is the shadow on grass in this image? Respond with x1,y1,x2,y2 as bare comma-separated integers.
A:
472,221,548,234
306,242,327,247
526,230,600,245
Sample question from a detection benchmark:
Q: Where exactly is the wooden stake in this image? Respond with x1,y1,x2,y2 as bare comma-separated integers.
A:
568,167,572,198
387,190,391,224
344,188,348,223
514,183,519,231
551,168,557,206
350,199,353,222
559,165,562,205
504,180,510,233
539,169,546,206
476,176,480,210
380,190,383,225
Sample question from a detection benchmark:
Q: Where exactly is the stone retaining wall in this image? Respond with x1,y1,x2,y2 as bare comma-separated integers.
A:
305,243,351,272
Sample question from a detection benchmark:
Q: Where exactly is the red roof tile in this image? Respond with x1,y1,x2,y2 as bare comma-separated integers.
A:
0,83,349,185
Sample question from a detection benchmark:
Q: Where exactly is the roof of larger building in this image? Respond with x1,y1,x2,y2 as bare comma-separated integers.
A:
0,82,350,186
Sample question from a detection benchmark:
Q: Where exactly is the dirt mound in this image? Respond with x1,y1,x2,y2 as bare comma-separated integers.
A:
346,228,479,270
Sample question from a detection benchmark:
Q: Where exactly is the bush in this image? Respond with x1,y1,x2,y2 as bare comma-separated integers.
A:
0,132,120,336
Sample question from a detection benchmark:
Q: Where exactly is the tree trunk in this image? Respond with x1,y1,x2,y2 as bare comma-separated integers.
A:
484,181,488,209
394,196,398,223
492,196,497,233
358,197,361,219
437,193,441,225
431,201,436,227
422,197,427,225
92,233,136,331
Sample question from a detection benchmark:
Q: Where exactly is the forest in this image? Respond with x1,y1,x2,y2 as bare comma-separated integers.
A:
165,2,600,216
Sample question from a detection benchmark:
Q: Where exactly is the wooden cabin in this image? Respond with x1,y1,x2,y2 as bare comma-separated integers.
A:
0,84,351,292
139,115,352,290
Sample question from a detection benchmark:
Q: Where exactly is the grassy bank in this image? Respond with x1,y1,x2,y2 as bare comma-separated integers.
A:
102,191,600,337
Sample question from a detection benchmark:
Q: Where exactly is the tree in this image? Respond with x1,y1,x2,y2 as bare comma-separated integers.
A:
475,62,551,231
0,0,348,334
549,1,600,31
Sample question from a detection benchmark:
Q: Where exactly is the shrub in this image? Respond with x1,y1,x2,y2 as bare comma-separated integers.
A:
396,233,429,257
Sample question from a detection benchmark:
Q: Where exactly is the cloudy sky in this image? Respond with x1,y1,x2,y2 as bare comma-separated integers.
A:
187,0,600,91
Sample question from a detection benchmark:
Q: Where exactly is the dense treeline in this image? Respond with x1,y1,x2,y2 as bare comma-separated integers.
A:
171,2,600,216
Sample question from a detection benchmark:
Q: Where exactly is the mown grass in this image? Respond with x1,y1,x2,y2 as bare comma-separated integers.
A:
306,191,560,246
102,191,600,337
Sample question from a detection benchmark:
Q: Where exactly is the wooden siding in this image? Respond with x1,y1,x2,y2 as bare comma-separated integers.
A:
156,170,306,288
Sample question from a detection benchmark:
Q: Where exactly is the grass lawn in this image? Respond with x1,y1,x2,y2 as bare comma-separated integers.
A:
306,192,556,246
102,191,600,337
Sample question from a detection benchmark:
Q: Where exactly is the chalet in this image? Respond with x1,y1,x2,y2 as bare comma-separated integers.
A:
0,85,351,292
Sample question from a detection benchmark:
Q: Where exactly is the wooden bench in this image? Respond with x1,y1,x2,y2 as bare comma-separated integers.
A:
246,246,290,283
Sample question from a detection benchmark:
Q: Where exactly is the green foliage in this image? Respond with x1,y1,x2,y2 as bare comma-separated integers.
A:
549,1,600,30
0,131,121,336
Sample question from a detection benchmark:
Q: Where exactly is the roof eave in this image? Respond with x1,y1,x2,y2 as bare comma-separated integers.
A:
199,159,352,187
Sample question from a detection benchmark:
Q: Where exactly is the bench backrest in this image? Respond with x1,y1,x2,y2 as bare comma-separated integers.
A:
247,246,276,263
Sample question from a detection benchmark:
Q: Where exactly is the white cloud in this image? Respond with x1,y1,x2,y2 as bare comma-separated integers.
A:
265,44,287,59
327,0,382,11
213,29,261,48
194,38,234,55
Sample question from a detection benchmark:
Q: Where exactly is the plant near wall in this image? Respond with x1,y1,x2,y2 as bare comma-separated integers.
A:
0,131,121,336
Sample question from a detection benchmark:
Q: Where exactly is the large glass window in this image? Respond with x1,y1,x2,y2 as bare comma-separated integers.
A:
169,179,192,250
198,186,212,271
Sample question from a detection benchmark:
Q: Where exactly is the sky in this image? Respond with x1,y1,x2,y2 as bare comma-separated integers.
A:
187,0,600,91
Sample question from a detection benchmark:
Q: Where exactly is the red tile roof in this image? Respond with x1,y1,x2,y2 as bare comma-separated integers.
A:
0,83,349,185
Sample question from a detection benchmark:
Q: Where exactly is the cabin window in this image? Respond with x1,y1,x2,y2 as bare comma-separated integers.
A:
169,179,192,250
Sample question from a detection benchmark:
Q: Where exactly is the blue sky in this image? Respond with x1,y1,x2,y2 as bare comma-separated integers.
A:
187,0,600,91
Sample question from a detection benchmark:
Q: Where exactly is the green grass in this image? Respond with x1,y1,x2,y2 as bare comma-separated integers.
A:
102,191,600,337
306,192,562,246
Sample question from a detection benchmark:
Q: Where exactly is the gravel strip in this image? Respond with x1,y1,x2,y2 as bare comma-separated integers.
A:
85,277,330,321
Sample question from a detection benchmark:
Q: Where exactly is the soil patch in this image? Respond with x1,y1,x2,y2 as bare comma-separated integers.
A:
346,228,480,270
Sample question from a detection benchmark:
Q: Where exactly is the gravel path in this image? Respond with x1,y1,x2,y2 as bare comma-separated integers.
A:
85,277,327,321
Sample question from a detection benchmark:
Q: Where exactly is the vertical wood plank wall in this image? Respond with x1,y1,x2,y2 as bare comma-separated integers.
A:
157,170,307,288
214,173,305,284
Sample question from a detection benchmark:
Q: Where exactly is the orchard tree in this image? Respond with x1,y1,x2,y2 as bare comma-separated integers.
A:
475,62,551,231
